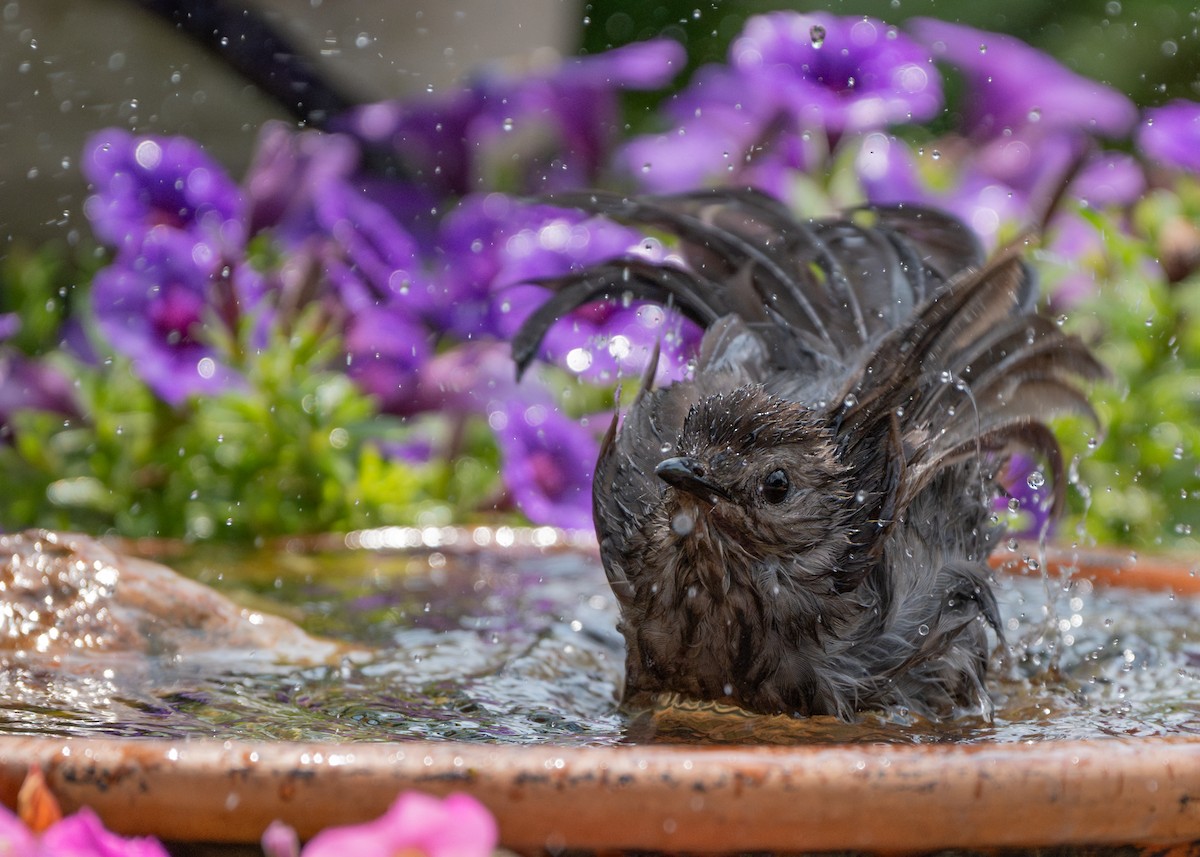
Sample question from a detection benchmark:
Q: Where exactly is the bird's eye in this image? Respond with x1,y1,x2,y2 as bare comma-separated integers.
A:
761,469,790,504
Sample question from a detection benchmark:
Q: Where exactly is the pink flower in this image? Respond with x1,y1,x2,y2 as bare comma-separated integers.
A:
0,804,170,857
263,791,498,857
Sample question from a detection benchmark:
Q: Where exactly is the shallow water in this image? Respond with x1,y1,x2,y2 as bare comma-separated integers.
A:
1,529,1199,746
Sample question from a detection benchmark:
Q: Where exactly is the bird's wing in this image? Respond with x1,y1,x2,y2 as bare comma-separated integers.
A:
512,189,987,378
834,243,1107,519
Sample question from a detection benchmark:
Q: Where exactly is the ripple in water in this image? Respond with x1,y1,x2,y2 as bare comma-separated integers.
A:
0,531,1197,746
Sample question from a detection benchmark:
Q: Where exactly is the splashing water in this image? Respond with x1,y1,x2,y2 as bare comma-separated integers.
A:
0,531,1197,746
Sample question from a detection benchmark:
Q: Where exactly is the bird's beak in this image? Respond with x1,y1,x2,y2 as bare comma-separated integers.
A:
655,456,731,502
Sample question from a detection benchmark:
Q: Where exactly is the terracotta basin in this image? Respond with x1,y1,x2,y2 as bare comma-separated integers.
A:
1,538,1198,854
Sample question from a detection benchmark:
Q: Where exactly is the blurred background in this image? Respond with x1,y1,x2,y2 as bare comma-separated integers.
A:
2,0,1197,245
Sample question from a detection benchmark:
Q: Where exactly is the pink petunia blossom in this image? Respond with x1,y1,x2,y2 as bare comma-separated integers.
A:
262,791,498,857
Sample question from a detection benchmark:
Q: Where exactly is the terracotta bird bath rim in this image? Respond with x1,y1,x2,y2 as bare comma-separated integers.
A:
0,533,1196,854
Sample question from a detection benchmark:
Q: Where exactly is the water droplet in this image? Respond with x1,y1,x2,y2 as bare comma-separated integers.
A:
917,624,930,636
809,24,826,48
843,394,858,408
672,512,695,536
1027,471,1046,490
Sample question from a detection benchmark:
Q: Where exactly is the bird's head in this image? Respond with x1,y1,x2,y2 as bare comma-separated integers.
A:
645,386,855,595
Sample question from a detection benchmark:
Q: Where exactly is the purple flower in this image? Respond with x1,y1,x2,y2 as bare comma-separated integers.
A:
0,350,79,442
313,180,436,318
91,230,252,405
413,343,601,530
243,121,360,241
1074,151,1146,208
82,130,244,253
857,131,1143,248
731,12,942,133
909,18,1137,139
437,193,702,384
494,392,599,532
343,302,434,415
620,12,938,195
1042,213,1107,308
337,39,684,196
263,791,498,857
856,133,1029,247
995,454,1055,539
1138,100,1200,173
617,64,820,195
0,319,66,445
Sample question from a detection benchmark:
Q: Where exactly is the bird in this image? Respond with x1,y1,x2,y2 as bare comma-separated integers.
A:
513,188,1105,721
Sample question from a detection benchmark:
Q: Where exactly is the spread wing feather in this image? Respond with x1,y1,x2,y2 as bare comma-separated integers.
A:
514,187,1103,543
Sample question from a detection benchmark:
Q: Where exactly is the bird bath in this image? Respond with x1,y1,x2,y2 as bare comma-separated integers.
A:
0,528,1199,853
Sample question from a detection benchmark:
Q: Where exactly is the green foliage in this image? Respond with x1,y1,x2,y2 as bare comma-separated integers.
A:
1045,185,1200,551
0,268,508,541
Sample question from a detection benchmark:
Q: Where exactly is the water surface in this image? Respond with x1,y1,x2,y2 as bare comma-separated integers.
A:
1,528,1198,746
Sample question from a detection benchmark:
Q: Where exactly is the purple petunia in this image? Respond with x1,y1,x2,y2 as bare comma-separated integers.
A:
414,343,601,530
82,130,244,253
494,393,599,532
243,121,360,241
857,129,1144,248
995,454,1056,540
731,12,942,133
909,18,1137,140
0,350,79,443
313,180,434,317
1138,100,1200,173
437,193,700,384
342,302,435,416
621,11,939,196
90,229,254,405
856,133,1029,247
338,39,685,196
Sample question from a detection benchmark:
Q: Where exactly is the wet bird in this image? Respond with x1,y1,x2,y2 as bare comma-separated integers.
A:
514,188,1104,721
